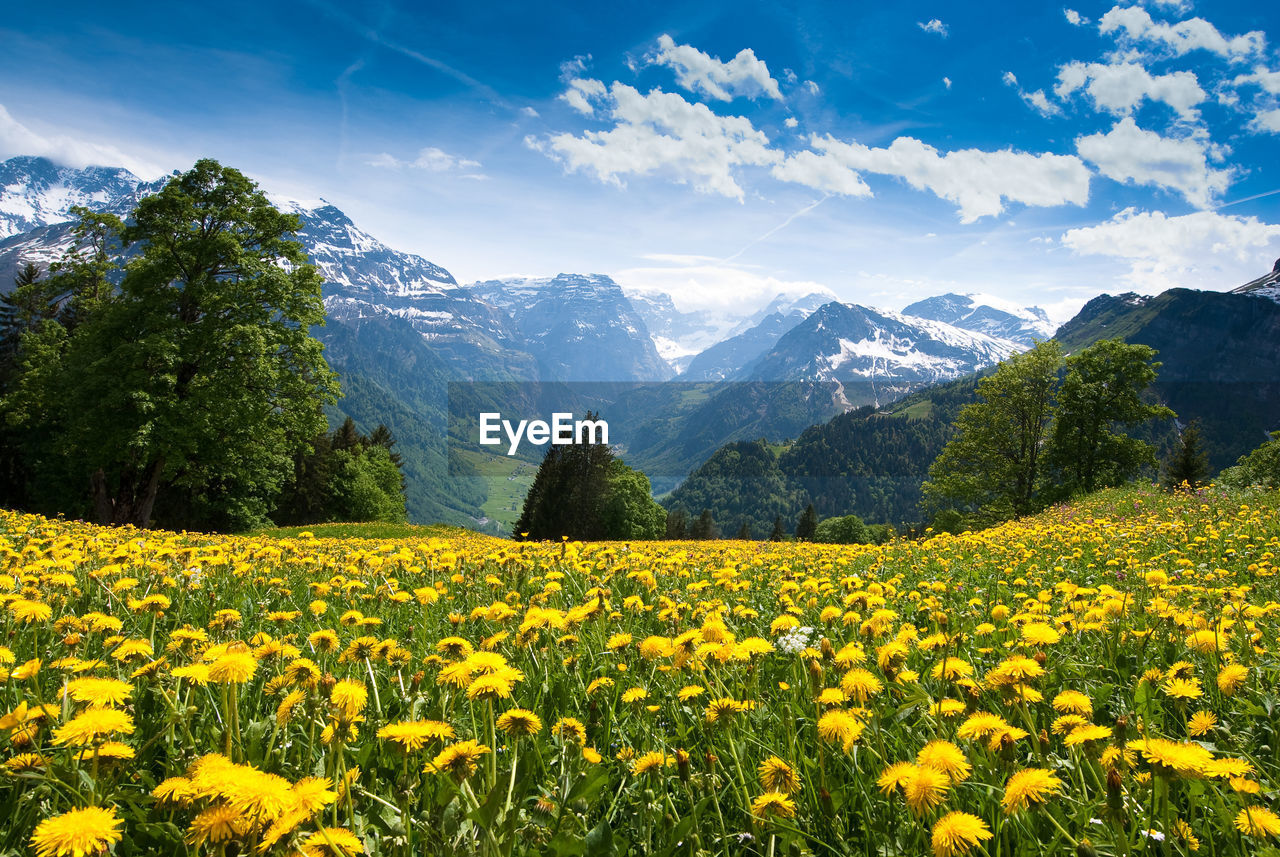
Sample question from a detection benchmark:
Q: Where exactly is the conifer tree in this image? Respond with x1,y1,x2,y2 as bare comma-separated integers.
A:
1162,420,1210,490
796,503,818,541
769,516,786,541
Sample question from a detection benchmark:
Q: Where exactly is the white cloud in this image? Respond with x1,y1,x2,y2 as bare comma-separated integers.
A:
943,76,952,89
648,34,782,101
534,83,780,201
1064,9,1089,26
784,117,799,128
1252,109,1280,133
1023,90,1062,116
804,80,820,96
1053,60,1205,119
782,68,799,84
520,106,540,118
616,259,835,315
560,78,607,115
0,103,166,180
771,134,1091,222
771,148,873,198
367,146,482,174
1233,66,1280,95
1075,117,1230,207
559,54,591,81
1098,6,1266,61
918,19,949,37
1061,207,1280,289
1004,71,1061,116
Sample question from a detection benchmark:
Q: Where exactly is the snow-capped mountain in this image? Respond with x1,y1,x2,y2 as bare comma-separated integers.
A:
469,274,674,381
901,292,1054,347
1230,257,1280,304
623,290,735,370
0,155,157,239
747,301,1022,407
724,290,835,338
0,156,534,379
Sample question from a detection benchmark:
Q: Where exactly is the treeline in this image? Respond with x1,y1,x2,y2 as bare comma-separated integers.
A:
272,417,406,525
0,159,403,532
664,502,893,543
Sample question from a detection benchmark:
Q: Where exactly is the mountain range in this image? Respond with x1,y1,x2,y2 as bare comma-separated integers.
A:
7,153,1273,534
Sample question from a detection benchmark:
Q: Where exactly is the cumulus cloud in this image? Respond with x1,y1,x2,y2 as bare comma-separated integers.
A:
1232,65,1280,94
771,134,1091,222
533,83,780,201
560,78,607,115
943,76,952,89
1098,6,1266,61
1064,9,1089,26
1054,60,1205,119
918,19,949,37
519,106,540,118
648,34,783,101
1075,117,1230,207
1252,109,1280,133
1062,207,1280,289
367,146,483,175
784,117,799,128
0,103,167,180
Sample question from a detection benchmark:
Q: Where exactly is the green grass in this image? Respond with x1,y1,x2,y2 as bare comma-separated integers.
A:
451,447,536,534
246,521,468,540
887,399,934,419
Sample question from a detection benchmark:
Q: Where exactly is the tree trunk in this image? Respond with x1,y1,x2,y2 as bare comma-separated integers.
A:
90,457,166,528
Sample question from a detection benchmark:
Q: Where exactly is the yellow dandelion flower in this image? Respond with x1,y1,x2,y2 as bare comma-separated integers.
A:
377,720,455,751
1217,664,1248,696
52,708,135,747
1002,768,1064,814
425,740,491,780
1187,710,1218,737
750,791,797,820
30,805,123,857
496,708,542,738
758,756,801,794
904,765,951,815
1052,690,1093,715
931,811,993,857
1235,806,1280,838
207,653,256,684
917,741,971,783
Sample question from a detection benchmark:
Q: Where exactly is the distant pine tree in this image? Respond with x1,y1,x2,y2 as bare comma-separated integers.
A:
735,522,752,540
514,412,664,540
1163,420,1210,490
769,516,786,541
690,508,718,540
665,507,689,539
796,504,818,541
332,416,362,451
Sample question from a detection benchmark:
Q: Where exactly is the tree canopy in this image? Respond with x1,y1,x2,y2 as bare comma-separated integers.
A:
514,414,665,540
0,159,342,531
922,338,1173,528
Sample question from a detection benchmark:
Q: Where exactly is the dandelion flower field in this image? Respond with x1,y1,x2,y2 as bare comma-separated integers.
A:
2,486,1280,856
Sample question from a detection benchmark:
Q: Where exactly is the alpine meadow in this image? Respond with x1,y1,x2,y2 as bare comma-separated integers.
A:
4,2,1280,856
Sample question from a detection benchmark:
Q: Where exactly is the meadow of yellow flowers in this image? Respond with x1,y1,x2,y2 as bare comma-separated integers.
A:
2,484,1279,857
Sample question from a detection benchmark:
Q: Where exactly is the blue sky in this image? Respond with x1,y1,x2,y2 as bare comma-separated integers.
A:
3,0,1280,320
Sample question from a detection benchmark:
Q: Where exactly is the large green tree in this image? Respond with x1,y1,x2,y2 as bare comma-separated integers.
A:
2,160,339,531
514,414,665,540
1042,339,1173,500
921,340,1063,525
